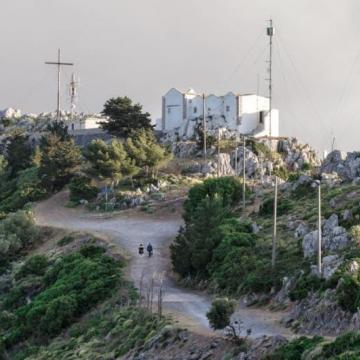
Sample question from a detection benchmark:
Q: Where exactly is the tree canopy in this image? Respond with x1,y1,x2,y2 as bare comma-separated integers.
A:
39,134,81,191
5,130,33,177
100,97,154,137
124,129,172,177
84,139,139,183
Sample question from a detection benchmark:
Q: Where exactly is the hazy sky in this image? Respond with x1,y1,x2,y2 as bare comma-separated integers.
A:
1,0,360,153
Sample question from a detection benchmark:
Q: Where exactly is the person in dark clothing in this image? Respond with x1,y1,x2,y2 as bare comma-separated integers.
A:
147,243,153,257
138,243,144,255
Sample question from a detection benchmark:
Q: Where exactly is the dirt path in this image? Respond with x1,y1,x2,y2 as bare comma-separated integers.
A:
34,192,293,338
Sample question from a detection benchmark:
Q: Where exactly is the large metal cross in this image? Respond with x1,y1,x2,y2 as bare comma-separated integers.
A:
45,49,74,120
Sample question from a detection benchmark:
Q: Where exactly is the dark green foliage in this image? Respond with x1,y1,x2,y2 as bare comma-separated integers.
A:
57,235,75,247
2,247,122,347
15,255,49,280
184,177,243,221
265,336,323,360
247,139,271,158
321,331,360,358
100,96,154,137
29,306,167,359
124,129,172,177
289,274,325,301
206,297,236,330
39,134,81,191
5,131,33,178
171,196,231,277
0,167,46,213
336,275,360,313
45,120,70,141
259,195,292,217
194,122,216,150
2,287,27,311
293,182,316,199
0,210,39,264
84,139,138,182
68,175,98,203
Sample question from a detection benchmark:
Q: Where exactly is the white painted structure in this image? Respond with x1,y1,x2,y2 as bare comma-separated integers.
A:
67,114,105,132
157,88,279,138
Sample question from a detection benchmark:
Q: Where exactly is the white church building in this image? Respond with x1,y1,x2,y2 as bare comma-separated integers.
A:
158,88,279,139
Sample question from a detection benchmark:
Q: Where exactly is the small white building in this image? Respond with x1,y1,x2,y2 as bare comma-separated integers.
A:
65,113,106,132
157,88,279,138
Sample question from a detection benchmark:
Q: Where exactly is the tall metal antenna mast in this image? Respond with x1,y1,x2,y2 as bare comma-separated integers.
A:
267,19,275,140
69,73,78,118
45,49,74,120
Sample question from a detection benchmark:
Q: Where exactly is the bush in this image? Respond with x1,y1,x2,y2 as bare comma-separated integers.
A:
171,196,231,277
15,255,49,280
0,167,47,214
259,196,292,217
68,175,98,203
321,331,360,358
336,275,360,313
350,225,360,246
0,210,39,260
289,274,324,301
57,235,74,247
206,297,236,330
265,336,323,360
4,247,123,346
38,295,77,336
184,177,243,221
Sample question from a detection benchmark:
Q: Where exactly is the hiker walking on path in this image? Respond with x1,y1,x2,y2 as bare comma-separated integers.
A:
147,243,153,257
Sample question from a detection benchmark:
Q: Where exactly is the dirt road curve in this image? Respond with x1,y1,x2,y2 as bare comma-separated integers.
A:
34,192,293,337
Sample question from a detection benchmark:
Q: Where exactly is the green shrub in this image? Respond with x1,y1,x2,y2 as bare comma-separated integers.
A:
0,210,39,260
0,167,47,214
4,247,122,346
350,225,360,246
184,177,243,221
15,255,49,280
265,336,323,360
259,196,292,217
57,235,75,247
321,331,360,358
206,297,236,330
289,274,324,301
171,196,231,277
68,175,98,203
336,275,360,313
38,295,77,336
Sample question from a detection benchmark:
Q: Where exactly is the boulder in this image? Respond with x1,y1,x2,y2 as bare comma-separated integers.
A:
322,255,342,280
302,214,349,257
302,230,319,258
241,335,288,360
294,222,309,239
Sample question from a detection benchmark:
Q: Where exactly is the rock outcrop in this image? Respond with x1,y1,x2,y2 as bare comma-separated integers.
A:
322,150,360,181
284,289,360,336
302,214,349,258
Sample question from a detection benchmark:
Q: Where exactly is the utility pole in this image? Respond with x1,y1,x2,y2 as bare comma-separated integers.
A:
267,19,274,141
217,128,221,177
45,49,74,120
271,176,278,267
242,135,246,213
317,180,322,276
202,93,207,161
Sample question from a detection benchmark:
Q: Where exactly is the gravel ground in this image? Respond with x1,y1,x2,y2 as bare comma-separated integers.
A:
34,192,293,338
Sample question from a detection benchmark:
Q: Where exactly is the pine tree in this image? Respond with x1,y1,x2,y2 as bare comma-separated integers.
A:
125,130,172,177
6,130,33,177
39,134,81,191
100,97,154,137
84,139,139,184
